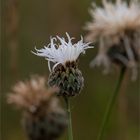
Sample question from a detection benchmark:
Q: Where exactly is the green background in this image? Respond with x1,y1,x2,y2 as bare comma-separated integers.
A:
1,0,139,140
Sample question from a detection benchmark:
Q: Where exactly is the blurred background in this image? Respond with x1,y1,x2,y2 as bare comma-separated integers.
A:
1,0,139,140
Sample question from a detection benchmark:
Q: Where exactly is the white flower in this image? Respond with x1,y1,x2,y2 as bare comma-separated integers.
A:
85,0,140,41
32,33,93,72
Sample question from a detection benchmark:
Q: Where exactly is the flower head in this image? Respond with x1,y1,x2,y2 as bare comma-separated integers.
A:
7,76,67,140
32,33,93,97
7,76,58,113
85,0,140,80
32,33,93,72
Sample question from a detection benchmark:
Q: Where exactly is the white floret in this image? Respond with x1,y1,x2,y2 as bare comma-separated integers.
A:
32,33,93,72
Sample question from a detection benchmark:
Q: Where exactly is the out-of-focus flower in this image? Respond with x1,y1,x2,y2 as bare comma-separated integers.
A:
32,33,93,97
7,76,67,140
85,0,140,80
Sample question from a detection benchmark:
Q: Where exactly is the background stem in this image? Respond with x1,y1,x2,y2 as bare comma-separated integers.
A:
65,97,73,140
97,67,126,140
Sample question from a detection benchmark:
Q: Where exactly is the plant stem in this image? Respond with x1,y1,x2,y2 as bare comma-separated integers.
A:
97,67,126,140
65,97,73,140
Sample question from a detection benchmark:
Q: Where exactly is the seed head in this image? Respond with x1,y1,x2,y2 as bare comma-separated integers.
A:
7,76,67,140
85,0,140,80
7,76,57,113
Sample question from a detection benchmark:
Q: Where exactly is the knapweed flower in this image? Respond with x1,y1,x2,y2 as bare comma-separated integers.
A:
7,76,67,140
32,33,93,97
85,0,140,80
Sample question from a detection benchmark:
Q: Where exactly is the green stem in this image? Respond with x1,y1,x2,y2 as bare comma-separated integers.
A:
97,67,126,140
65,97,73,140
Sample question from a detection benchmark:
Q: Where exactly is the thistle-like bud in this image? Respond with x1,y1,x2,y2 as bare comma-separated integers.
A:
32,33,93,97
85,0,140,80
48,61,84,97
7,76,67,140
22,98,67,140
